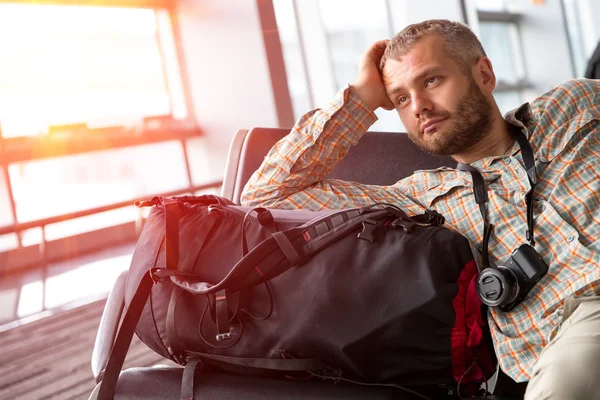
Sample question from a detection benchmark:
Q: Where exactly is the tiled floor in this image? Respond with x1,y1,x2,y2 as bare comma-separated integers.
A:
0,242,177,399
0,297,176,400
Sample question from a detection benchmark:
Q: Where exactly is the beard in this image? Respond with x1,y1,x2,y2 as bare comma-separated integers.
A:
406,79,494,156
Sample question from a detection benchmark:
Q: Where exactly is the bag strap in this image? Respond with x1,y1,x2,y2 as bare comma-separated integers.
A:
187,352,327,371
181,358,203,400
178,354,327,400
242,207,278,255
166,206,219,362
168,208,392,296
97,199,219,398
97,270,155,400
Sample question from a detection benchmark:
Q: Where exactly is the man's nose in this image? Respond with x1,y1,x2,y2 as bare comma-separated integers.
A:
412,93,433,116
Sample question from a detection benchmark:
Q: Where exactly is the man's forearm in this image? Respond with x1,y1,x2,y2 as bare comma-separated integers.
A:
240,85,377,208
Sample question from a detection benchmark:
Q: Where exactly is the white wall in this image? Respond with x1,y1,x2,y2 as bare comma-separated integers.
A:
174,0,281,183
387,0,466,32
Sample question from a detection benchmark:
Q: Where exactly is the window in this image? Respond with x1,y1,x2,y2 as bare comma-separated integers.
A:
318,0,391,89
476,0,507,12
273,0,313,121
0,4,186,138
561,0,587,77
273,0,402,131
475,0,580,113
0,4,198,252
476,9,528,114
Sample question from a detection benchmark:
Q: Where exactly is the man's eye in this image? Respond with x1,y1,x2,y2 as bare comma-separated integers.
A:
398,96,408,104
426,77,438,86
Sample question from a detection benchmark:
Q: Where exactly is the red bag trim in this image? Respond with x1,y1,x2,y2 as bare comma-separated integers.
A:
450,259,496,386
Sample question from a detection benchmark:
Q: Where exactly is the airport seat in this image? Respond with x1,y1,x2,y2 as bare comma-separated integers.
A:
221,127,455,204
91,127,526,399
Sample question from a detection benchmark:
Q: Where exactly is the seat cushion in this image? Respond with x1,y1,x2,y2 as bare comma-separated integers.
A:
110,367,523,400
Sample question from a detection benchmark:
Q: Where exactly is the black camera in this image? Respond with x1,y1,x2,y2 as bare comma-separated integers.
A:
476,244,549,312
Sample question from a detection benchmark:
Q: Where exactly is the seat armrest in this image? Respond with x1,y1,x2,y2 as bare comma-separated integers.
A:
221,129,249,203
91,271,128,383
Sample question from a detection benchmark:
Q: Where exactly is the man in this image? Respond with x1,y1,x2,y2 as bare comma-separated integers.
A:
241,20,600,399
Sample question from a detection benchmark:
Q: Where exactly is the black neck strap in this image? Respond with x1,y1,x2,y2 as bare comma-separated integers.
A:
457,126,537,268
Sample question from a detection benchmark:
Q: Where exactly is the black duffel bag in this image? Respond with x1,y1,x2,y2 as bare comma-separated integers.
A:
97,194,496,399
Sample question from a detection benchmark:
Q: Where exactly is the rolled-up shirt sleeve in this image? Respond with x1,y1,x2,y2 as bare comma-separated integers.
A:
240,85,427,215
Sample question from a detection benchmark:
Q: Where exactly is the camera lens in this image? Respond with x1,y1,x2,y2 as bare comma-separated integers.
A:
476,267,519,307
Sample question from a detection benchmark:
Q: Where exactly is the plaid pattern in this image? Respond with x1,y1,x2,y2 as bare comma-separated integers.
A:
241,79,600,382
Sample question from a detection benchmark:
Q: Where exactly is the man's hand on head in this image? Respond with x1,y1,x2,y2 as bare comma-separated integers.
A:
351,39,395,113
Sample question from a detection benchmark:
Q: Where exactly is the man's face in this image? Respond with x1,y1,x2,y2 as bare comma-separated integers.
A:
382,35,494,156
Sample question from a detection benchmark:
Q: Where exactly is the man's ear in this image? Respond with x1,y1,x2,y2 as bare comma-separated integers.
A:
472,57,496,94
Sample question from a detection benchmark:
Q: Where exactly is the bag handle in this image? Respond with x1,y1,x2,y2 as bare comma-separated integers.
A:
241,207,277,255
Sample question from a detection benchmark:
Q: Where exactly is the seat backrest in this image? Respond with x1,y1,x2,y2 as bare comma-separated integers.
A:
222,127,455,204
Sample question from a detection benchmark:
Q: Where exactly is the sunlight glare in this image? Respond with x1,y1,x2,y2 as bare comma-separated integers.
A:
0,4,170,137
16,253,132,319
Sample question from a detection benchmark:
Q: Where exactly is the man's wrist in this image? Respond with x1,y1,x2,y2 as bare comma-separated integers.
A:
349,83,379,112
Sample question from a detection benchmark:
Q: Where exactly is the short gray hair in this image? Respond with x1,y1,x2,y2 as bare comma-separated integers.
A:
380,19,487,75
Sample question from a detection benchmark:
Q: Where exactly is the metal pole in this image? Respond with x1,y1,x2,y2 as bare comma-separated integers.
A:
2,165,21,248
459,0,471,25
559,0,579,77
181,139,194,191
40,225,48,311
155,10,177,118
292,0,316,110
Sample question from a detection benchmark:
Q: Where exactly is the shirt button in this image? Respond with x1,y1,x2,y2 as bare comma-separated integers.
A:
350,110,357,117
567,235,575,243
540,204,546,212
506,158,512,164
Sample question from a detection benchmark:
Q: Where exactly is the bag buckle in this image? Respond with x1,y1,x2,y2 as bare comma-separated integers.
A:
149,267,166,284
389,218,415,233
357,219,377,242
215,290,233,341
425,209,445,226
216,329,234,342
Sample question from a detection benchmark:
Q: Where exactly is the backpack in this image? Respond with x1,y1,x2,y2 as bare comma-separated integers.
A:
97,194,496,399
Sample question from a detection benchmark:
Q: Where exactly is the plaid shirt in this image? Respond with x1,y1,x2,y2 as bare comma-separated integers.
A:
241,78,600,382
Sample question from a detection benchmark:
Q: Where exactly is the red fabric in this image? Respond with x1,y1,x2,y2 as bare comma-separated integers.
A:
450,260,497,388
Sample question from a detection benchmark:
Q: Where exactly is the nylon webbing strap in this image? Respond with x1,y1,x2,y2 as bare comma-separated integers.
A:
178,214,218,274
165,201,180,271
97,271,154,400
181,359,202,400
511,125,537,245
239,208,277,320
272,231,301,265
166,213,218,361
189,352,327,371
215,289,231,340
456,163,494,269
242,207,277,255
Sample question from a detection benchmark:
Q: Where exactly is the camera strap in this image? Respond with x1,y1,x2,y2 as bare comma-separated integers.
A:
457,125,537,268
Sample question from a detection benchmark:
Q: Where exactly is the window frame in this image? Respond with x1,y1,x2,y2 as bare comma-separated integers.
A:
0,2,208,282
477,10,532,94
